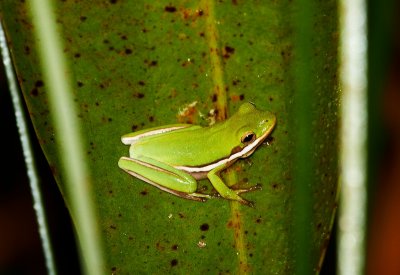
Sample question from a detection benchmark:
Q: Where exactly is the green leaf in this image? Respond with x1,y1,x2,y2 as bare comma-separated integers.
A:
1,0,339,274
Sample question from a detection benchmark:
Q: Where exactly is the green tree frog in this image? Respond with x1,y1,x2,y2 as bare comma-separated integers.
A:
118,102,276,206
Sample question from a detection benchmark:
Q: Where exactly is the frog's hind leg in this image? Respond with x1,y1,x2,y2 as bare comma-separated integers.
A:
124,168,207,202
119,156,210,202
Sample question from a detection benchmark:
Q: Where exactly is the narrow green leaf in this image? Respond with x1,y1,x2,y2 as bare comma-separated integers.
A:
27,0,105,273
292,0,315,274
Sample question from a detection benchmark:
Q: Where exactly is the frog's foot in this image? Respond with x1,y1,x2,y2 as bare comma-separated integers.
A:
233,183,262,195
208,190,258,208
232,184,262,207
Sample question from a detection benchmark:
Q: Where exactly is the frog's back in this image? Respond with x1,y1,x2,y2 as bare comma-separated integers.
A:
130,125,236,166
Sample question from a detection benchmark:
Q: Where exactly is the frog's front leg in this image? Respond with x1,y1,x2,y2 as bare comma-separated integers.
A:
207,164,261,207
118,156,211,202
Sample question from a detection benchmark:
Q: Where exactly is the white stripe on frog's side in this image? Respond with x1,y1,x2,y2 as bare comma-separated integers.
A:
121,126,189,145
175,130,270,173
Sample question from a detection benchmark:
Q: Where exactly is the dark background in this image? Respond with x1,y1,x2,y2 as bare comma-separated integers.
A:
0,62,80,274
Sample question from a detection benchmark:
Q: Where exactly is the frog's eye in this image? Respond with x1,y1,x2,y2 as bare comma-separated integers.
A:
241,131,256,144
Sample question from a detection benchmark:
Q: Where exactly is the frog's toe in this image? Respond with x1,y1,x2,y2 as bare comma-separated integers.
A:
240,199,255,208
234,183,262,194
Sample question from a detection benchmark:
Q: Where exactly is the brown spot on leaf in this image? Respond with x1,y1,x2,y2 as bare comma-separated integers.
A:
144,60,158,67
230,94,241,102
31,88,39,97
133,92,144,99
156,242,165,251
164,5,177,12
181,58,194,67
223,46,235,59
200,223,209,231
225,46,235,54
232,79,240,86
35,80,44,87
170,259,178,267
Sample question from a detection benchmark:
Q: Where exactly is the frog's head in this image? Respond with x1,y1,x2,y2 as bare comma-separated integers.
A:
230,102,276,158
